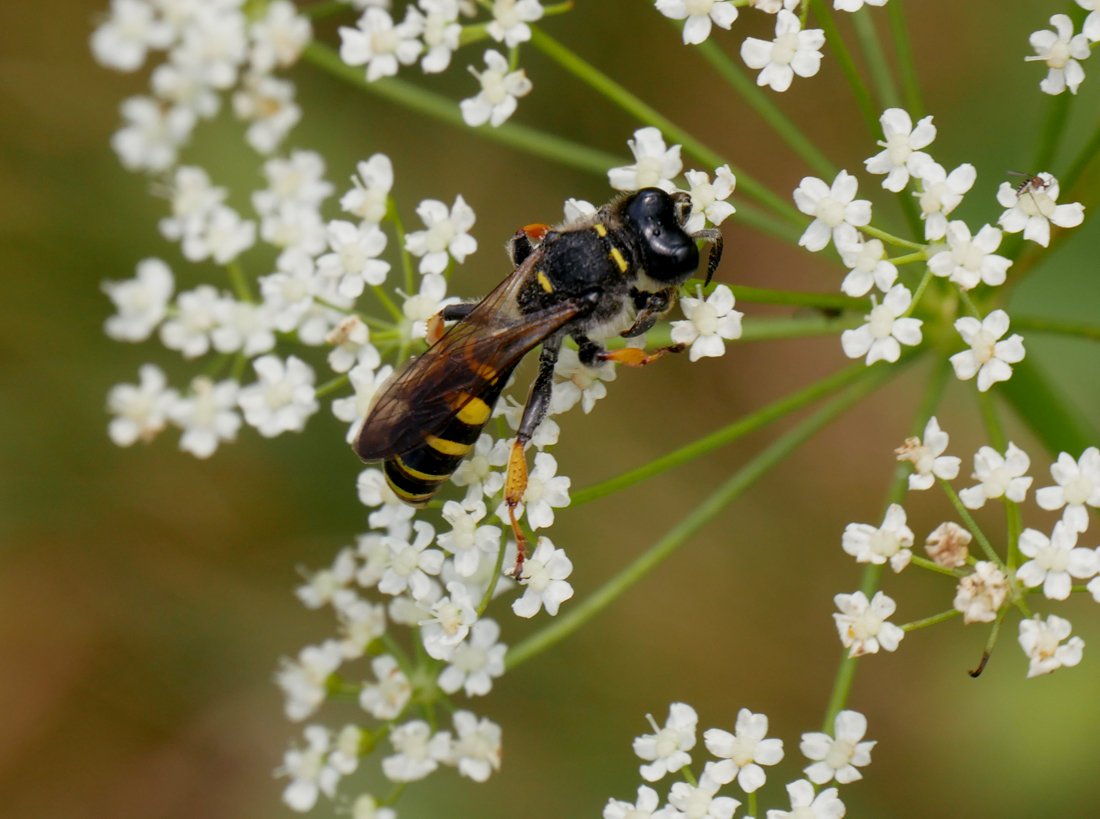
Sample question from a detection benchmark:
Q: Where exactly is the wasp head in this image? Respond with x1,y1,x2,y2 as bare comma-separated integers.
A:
622,188,701,284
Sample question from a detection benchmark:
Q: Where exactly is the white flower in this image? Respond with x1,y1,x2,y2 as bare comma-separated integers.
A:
1017,522,1098,600
234,74,302,154
895,415,961,490
927,221,1011,290
953,561,1009,624
276,640,344,721
667,778,740,819
683,165,737,233
452,434,508,500
841,503,914,572
834,0,886,9
238,355,318,437
793,170,872,252
766,780,846,819
112,95,195,172
180,204,256,264
339,7,423,82
102,258,174,342
341,153,394,224
401,273,455,340
949,310,1025,392
404,195,478,274
1018,614,1084,677
741,10,825,92
550,348,616,416
333,362,393,443
633,702,698,783
317,221,390,298
158,166,226,241
438,618,507,697
914,161,976,241
996,173,1085,248
359,654,412,719
507,451,571,530
107,364,177,446
296,547,357,610
603,785,666,819
924,521,972,569
169,377,240,458
1027,15,1090,95
487,0,543,47
1036,447,1100,533
450,711,502,782
259,253,320,333
655,0,738,45
670,284,744,362
1080,0,1100,41
378,521,444,600
279,725,335,812
864,108,936,192
703,708,784,793
248,0,312,74
437,499,502,577
497,394,562,447
151,57,221,119
415,0,461,73
800,709,875,784
174,6,247,90
421,581,478,661
840,285,922,365
254,150,335,213
836,235,897,297
959,442,1032,509
460,49,533,127
91,0,174,71
338,599,388,659
381,720,450,782
326,315,378,374
608,126,683,192
512,537,574,617
833,590,905,657
351,795,396,819
211,298,276,357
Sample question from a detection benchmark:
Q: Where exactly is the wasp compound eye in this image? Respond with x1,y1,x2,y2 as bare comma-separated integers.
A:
624,188,698,282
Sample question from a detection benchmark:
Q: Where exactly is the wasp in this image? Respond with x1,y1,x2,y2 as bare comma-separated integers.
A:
353,187,723,568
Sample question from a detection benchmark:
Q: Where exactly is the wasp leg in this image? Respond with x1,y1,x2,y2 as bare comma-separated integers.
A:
509,223,551,267
692,228,723,286
577,335,685,368
621,288,676,338
425,301,478,345
505,333,563,575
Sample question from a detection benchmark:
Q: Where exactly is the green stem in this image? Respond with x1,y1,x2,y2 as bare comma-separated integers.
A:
940,479,1002,568
507,364,899,671
694,39,835,179
728,285,866,312
315,375,349,399
527,28,803,227
889,251,927,266
850,7,900,111
1010,315,1100,341
739,314,862,341
887,0,924,117
572,360,883,507
910,554,965,578
809,0,879,135
386,197,416,296
901,607,961,632
225,260,254,302
860,224,925,251
372,284,403,323
1032,92,1073,174
1059,117,1100,194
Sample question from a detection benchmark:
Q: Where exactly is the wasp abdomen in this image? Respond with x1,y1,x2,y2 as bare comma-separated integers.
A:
382,366,516,506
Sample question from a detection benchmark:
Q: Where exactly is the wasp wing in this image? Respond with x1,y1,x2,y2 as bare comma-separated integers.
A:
354,268,587,461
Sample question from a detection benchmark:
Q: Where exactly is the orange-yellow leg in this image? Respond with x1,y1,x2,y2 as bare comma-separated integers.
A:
504,438,530,576
598,343,686,368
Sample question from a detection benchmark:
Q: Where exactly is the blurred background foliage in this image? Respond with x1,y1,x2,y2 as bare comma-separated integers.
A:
2,1,1100,817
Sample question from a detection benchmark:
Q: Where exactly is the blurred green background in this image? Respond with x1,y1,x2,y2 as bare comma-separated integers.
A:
3,1,1100,817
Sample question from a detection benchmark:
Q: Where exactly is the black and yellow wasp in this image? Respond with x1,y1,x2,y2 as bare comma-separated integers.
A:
354,187,723,567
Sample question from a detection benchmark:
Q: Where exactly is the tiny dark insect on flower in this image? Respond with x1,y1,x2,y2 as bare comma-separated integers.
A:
353,188,723,571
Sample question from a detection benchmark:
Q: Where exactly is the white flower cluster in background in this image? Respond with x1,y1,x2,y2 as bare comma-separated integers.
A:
790,106,1085,390
605,702,873,817
832,417,1100,678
